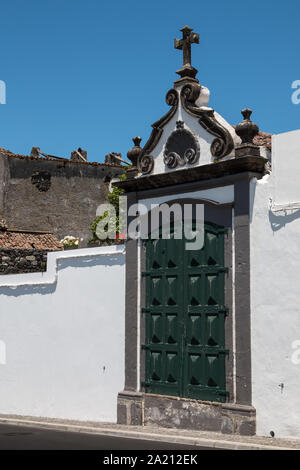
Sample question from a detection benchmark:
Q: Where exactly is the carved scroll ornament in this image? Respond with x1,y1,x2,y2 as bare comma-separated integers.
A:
163,120,200,169
181,83,234,159
138,89,179,175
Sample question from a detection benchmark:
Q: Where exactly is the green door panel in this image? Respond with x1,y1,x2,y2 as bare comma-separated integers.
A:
143,222,228,402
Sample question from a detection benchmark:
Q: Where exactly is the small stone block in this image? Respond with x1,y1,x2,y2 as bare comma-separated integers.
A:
238,420,256,436
117,404,128,425
235,144,260,158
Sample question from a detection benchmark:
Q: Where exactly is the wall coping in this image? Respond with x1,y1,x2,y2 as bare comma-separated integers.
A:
0,245,125,289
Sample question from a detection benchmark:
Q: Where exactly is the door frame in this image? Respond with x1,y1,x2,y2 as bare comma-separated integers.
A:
139,198,234,402
142,218,230,402
119,173,254,411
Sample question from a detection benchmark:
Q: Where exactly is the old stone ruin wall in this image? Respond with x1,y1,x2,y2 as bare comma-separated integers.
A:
0,249,49,274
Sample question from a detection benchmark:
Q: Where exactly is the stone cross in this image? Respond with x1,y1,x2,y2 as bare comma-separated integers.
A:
174,26,199,79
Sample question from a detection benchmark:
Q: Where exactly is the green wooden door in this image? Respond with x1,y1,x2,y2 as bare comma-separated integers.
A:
142,222,228,402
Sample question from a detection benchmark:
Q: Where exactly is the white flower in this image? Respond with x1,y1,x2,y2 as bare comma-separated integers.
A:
61,235,83,247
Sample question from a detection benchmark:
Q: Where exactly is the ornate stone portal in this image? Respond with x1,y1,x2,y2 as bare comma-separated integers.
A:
117,26,268,436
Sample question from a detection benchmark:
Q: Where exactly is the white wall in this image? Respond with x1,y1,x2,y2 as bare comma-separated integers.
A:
250,130,300,439
0,246,125,423
139,185,234,211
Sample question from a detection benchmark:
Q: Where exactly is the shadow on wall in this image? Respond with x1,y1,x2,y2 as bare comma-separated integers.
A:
0,252,125,298
0,282,56,298
269,209,300,232
57,253,125,271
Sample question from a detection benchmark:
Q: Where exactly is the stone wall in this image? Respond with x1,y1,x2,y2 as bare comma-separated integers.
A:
0,249,48,274
0,153,124,247
117,393,256,436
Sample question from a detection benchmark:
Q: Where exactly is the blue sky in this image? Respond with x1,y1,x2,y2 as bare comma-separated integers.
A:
0,0,299,163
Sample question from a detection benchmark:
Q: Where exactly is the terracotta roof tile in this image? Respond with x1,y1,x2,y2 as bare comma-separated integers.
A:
253,132,272,150
0,148,123,168
0,230,63,250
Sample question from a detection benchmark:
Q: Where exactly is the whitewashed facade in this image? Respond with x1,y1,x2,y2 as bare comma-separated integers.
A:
251,130,300,438
116,27,300,440
1,26,300,442
0,246,125,423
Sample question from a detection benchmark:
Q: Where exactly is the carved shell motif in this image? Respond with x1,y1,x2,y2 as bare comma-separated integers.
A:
163,121,200,169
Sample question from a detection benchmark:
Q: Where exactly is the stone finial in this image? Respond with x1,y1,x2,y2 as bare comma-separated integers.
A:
126,137,142,179
235,108,260,158
235,109,259,144
174,26,199,80
127,136,142,167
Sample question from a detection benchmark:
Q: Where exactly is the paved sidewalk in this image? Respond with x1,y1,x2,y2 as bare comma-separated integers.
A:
0,415,298,450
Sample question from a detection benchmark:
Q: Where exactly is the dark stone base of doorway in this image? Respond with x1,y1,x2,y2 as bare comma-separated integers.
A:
117,391,256,436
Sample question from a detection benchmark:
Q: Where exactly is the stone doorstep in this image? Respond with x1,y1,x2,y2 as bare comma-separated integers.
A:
118,392,256,436
0,415,299,450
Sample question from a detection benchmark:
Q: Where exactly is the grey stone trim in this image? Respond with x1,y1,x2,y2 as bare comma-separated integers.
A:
115,156,267,192
140,240,146,389
222,402,256,415
224,228,234,401
118,171,263,204
117,391,143,426
123,194,139,392
234,179,252,405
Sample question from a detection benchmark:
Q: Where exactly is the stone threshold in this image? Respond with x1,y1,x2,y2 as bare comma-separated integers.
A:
0,414,299,450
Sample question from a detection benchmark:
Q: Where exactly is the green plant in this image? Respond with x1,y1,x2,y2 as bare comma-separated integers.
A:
89,170,127,245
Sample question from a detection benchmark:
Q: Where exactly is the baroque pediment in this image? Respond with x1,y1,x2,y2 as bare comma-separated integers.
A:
138,82,239,176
